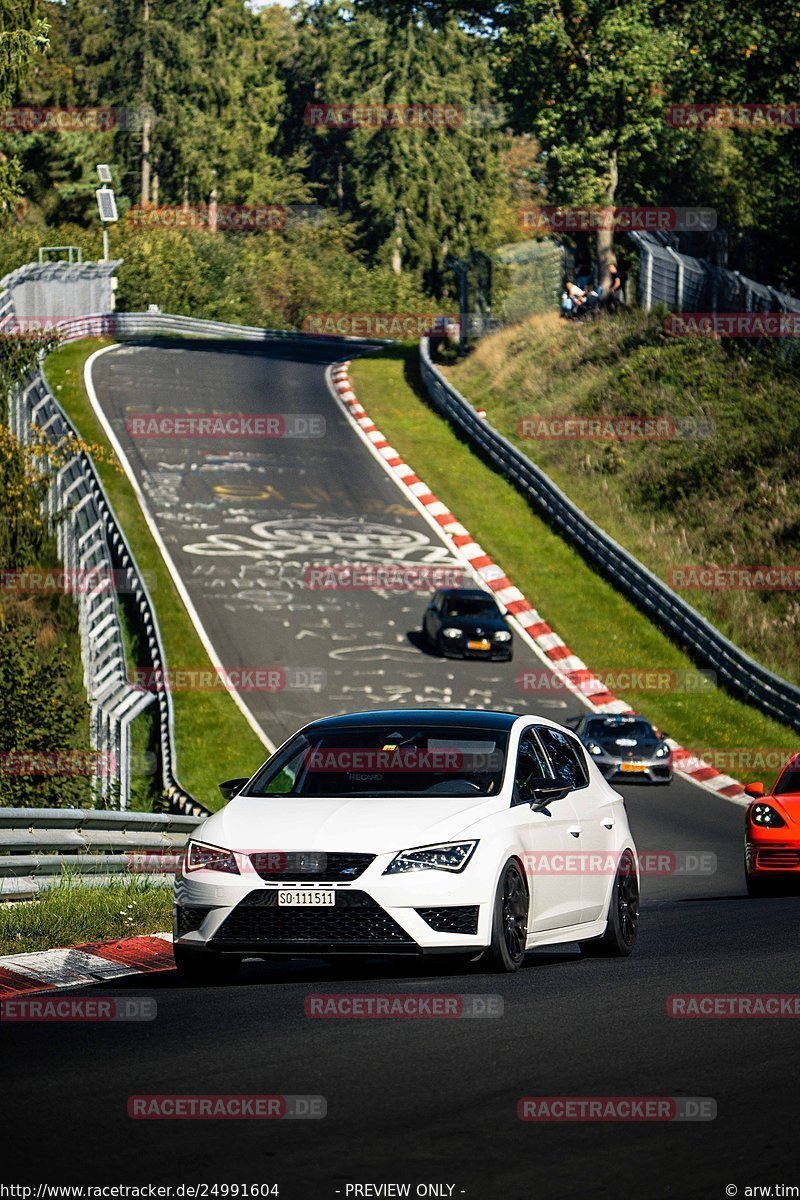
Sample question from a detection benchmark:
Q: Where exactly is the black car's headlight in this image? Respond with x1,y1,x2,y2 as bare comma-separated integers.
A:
750,804,786,829
442,627,462,639
654,745,671,758
383,841,479,875
493,631,512,642
184,840,240,874
587,742,604,756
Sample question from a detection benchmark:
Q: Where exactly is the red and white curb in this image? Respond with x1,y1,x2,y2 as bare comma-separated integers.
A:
0,933,173,998
328,361,746,805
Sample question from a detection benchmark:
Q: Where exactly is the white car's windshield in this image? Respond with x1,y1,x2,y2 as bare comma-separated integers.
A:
246,725,509,798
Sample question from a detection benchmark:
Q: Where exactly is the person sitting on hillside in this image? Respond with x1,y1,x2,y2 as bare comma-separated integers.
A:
561,279,586,318
577,281,603,317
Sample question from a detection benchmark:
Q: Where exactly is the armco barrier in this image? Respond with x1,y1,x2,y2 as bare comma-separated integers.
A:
0,807,202,899
419,336,800,733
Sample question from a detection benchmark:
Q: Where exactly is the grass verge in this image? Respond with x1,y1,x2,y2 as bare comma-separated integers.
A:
349,345,796,786
43,339,269,810
0,877,172,956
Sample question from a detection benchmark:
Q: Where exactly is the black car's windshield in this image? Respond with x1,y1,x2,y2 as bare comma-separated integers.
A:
774,765,800,795
444,598,499,619
246,724,509,797
585,718,656,740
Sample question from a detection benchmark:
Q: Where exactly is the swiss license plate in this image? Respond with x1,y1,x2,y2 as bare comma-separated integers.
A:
278,890,335,907
620,762,646,773
467,639,491,651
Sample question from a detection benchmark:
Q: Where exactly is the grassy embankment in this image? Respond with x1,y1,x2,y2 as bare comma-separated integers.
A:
350,334,796,785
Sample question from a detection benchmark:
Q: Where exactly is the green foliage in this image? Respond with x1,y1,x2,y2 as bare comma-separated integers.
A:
0,0,49,213
0,616,92,807
0,217,439,324
286,2,503,292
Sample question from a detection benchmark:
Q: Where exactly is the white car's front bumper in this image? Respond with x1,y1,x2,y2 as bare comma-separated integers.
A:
174,852,496,957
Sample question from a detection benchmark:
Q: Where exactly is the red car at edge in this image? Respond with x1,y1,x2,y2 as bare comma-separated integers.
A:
744,753,800,896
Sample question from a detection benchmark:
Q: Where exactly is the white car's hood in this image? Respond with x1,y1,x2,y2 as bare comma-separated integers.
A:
197,793,501,856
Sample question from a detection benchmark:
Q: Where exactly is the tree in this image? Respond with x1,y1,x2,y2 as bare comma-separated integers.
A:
0,0,48,214
286,1,503,293
494,0,682,288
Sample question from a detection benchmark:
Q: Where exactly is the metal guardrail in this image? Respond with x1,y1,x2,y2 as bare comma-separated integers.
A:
110,311,393,345
419,337,800,732
9,370,155,804
1,299,213,816
0,807,202,899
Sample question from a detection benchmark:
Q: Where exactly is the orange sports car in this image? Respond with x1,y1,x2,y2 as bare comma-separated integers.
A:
744,754,800,896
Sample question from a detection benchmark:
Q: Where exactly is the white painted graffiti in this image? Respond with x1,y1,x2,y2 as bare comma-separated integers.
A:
182,517,456,564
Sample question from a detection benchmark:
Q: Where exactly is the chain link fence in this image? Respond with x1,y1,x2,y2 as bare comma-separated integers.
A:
629,230,800,360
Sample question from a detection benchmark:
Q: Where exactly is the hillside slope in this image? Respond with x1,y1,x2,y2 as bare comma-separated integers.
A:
443,311,800,687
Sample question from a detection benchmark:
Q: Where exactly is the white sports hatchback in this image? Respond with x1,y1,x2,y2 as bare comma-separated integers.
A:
173,709,640,983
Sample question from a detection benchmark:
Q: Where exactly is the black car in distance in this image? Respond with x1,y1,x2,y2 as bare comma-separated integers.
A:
422,587,514,661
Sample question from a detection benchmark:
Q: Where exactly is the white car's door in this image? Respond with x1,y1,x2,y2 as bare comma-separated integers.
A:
513,727,584,933
536,724,618,924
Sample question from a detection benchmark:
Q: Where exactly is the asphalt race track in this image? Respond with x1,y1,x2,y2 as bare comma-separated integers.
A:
4,339,799,1198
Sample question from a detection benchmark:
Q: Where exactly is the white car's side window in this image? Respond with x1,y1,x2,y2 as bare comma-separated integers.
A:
513,728,551,805
536,727,590,792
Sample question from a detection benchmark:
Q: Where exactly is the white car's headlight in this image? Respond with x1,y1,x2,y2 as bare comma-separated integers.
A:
493,631,512,642
184,840,240,875
383,841,478,875
442,627,462,639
